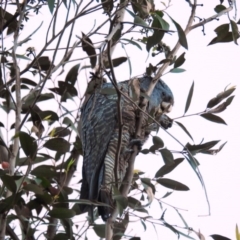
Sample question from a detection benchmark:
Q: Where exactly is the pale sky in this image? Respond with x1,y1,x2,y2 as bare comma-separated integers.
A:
2,1,240,239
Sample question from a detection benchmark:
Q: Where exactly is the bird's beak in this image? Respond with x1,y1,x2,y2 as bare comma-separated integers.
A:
161,101,173,113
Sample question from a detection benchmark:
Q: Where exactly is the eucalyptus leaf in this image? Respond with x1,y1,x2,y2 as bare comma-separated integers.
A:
82,32,97,68
44,138,70,153
1,175,17,193
155,158,184,178
170,68,186,73
159,149,174,165
168,14,188,49
47,0,55,13
174,52,185,68
201,113,227,125
49,208,76,219
184,81,194,114
210,234,231,240
230,20,239,45
157,178,189,191
175,121,194,141
19,131,37,158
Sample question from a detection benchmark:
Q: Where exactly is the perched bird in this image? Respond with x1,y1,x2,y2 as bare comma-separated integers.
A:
79,76,174,221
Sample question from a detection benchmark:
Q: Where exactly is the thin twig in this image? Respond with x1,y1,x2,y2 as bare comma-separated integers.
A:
0,0,27,239
122,21,174,33
190,6,233,31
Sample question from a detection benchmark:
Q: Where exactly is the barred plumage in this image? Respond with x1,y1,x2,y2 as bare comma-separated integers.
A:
79,76,174,221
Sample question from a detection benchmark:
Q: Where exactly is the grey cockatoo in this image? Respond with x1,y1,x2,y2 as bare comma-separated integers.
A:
79,76,174,221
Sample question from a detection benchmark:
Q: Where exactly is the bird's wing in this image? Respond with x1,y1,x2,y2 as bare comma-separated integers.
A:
80,90,118,202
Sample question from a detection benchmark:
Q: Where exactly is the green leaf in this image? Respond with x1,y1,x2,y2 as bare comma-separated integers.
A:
38,110,59,123
230,20,239,45
1,175,17,193
207,96,235,114
52,234,69,240
17,156,51,166
20,78,37,87
161,191,172,199
208,32,233,45
121,38,142,50
146,16,164,51
214,4,227,13
128,197,140,208
152,136,164,148
19,131,37,158
63,117,79,136
157,178,189,191
48,127,71,138
184,81,194,114
210,234,231,240
125,8,136,18
31,165,56,178
175,121,194,141
141,179,154,205
201,113,227,125
82,32,97,68
105,57,128,68
65,64,80,85
44,138,70,153
170,68,186,73
168,15,188,49
208,23,235,45
93,224,106,238
38,93,55,102
207,86,236,108
174,52,185,68
23,183,44,195
154,13,170,30
0,7,18,35
32,56,53,71
0,194,20,213
23,92,55,108
140,219,147,232
159,149,174,165
155,158,184,178
186,140,220,155
101,0,113,13
141,149,149,154
47,0,55,14
215,23,229,35
200,141,227,155
134,16,149,28
49,208,76,219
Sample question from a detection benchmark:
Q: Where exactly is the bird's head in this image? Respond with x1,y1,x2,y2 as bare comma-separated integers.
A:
139,77,174,115
157,80,174,114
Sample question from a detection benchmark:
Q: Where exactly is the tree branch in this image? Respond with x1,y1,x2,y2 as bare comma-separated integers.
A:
0,1,28,239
